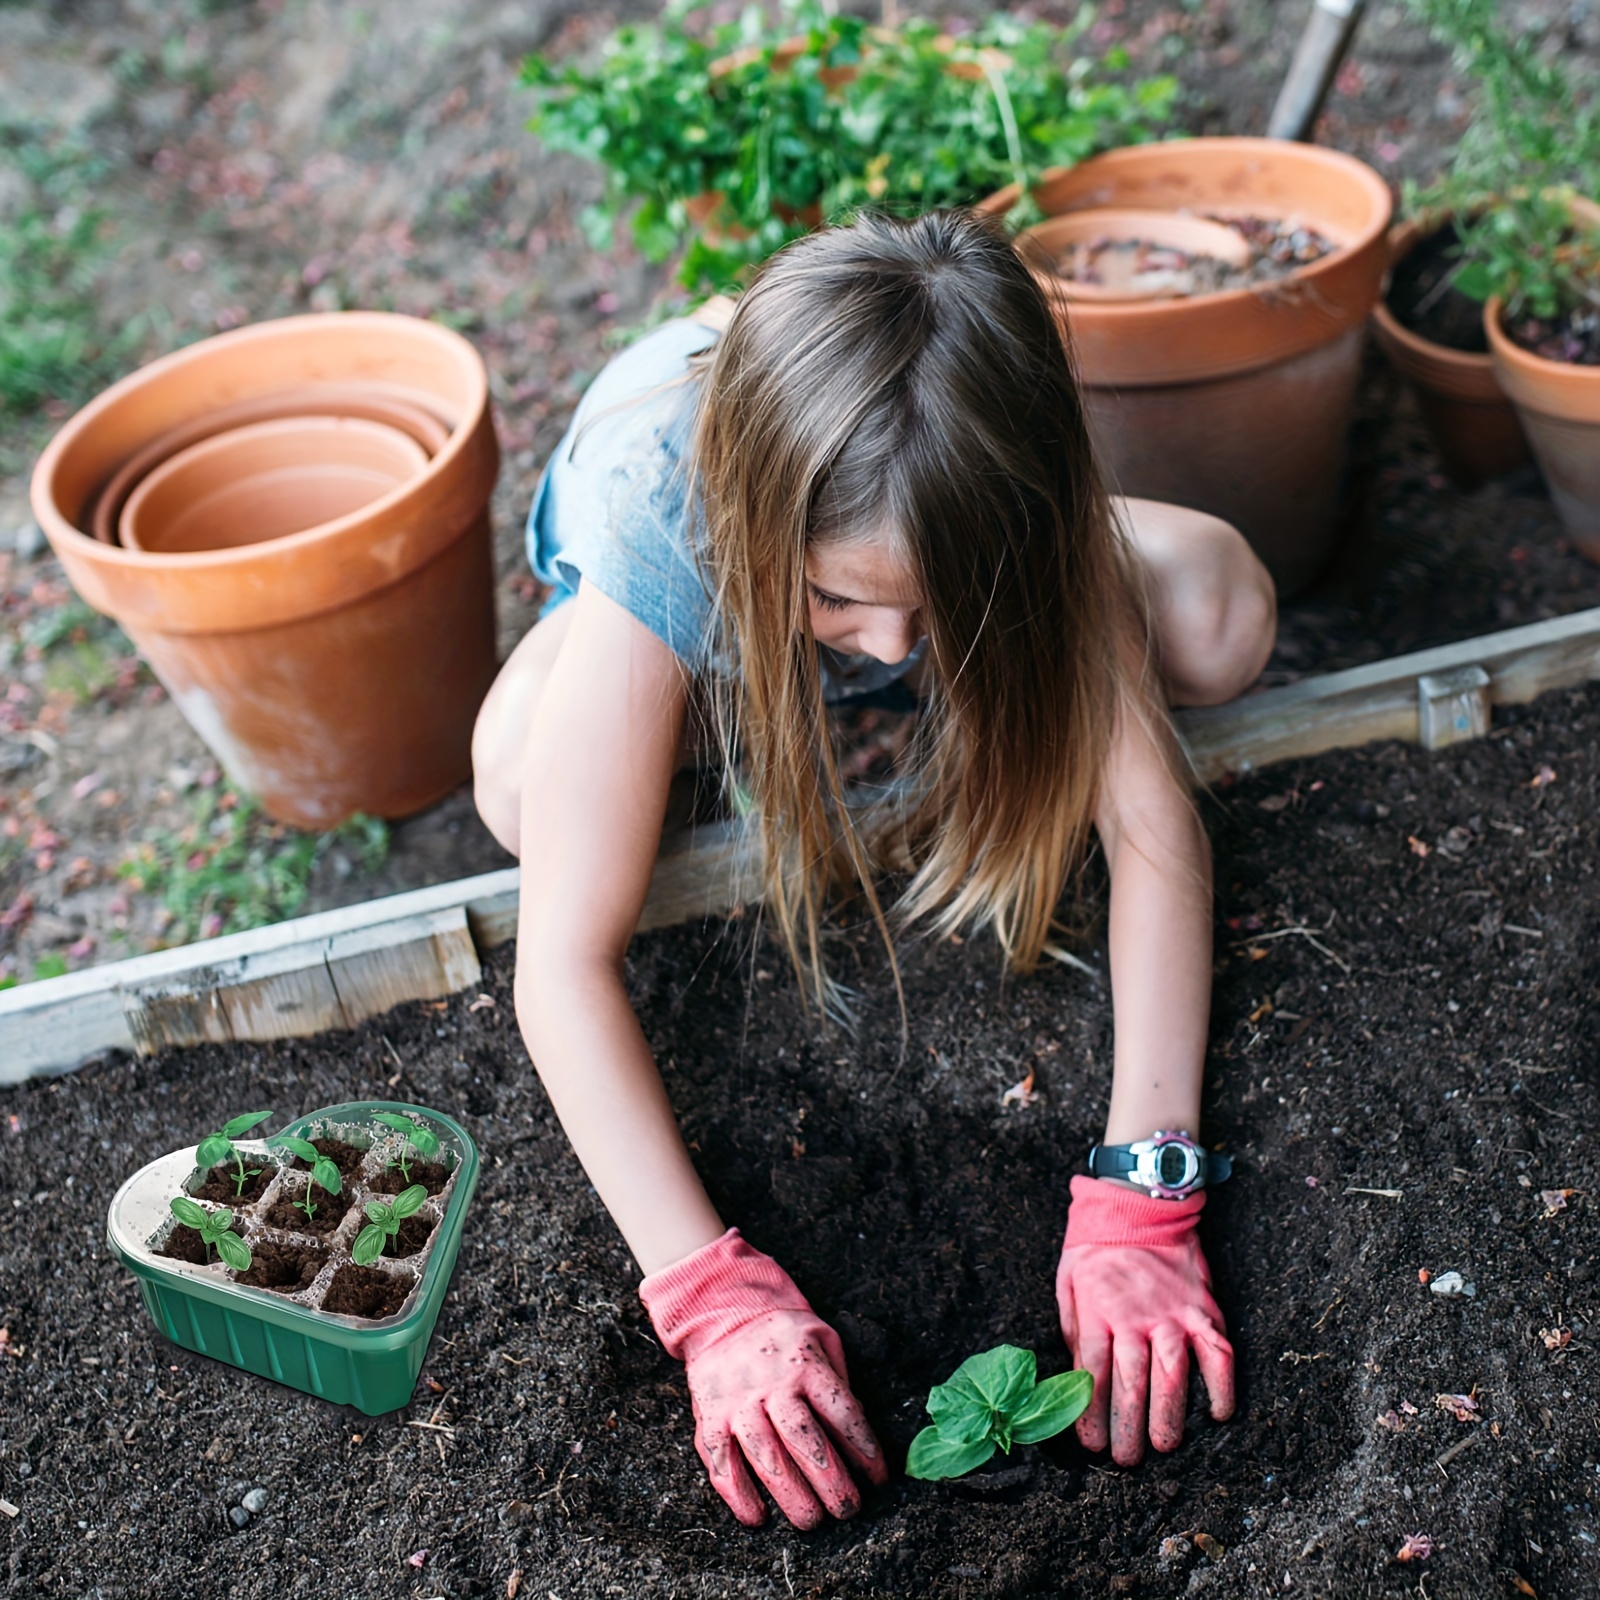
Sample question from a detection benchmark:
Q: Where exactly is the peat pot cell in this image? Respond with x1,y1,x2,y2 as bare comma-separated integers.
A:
161,1217,246,1266
370,1160,450,1198
233,1240,327,1294
192,1163,275,1205
322,1263,414,1320
263,1186,354,1238
382,1213,437,1260
289,1138,366,1182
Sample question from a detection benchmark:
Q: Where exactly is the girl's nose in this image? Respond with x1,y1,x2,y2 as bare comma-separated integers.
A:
858,610,921,666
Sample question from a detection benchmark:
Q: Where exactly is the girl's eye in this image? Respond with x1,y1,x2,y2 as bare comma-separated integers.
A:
808,585,852,612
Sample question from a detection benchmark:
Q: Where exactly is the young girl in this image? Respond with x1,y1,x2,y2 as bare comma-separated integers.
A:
472,209,1276,1530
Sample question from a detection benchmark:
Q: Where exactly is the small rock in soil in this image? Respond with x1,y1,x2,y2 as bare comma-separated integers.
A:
1429,1270,1476,1297
227,1506,250,1529
241,1488,269,1514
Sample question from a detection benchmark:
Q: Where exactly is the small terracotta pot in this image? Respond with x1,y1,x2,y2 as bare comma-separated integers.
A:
982,138,1392,594
90,385,450,545
119,416,428,555
1368,217,1531,488
1486,295,1600,559
30,313,499,830
1016,209,1251,302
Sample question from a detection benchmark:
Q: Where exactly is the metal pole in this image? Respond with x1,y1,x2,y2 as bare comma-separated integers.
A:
1267,0,1369,142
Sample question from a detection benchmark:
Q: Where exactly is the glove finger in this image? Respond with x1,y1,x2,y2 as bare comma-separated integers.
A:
1110,1333,1152,1467
732,1403,826,1530
694,1419,767,1527
1148,1328,1189,1454
768,1394,862,1518
800,1356,890,1486
1057,1273,1079,1352
1071,1320,1113,1453
1192,1324,1237,1422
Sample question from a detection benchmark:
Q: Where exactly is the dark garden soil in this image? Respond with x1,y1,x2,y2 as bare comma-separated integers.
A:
370,1158,454,1198
381,1214,438,1260
289,1137,368,1182
159,1215,245,1267
1385,222,1486,354
5,680,1600,1597
192,1163,274,1206
263,1190,354,1240
233,1239,327,1295
320,1263,415,1321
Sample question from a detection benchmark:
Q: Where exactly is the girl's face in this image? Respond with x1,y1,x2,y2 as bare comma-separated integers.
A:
804,538,925,665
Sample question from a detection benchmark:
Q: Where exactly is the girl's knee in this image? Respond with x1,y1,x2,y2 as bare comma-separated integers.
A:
1155,514,1277,707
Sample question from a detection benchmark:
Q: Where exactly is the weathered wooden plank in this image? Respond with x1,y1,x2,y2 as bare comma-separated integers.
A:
325,906,481,1026
638,820,761,932
1175,604,1600,780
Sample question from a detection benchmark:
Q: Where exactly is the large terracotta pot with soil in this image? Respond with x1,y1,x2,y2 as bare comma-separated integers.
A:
30,313,499,829
983,138,1392,594
1369,215,1532,488
1486,293,1600,559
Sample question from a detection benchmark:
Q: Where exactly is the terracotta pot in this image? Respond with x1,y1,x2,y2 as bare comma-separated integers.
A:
1016,209,1251,302
120,416,428,555
1368,217,1531,488
30,313,500,830
1486,295,1600,559
982,138,1392,594
90,384,450,545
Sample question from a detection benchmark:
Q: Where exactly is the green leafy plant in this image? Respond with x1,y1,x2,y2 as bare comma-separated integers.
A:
373,1112,441,1185
1406,0,1600,321
272,1135,343,1223
169,1196,253,1271
118,789,388,945
521,0,1176,293
351,1184,429,1266
906,1345,1092,1480
196,1110,274,1198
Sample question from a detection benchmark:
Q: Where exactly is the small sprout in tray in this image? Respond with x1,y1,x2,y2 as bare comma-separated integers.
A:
169,1196,252,1272
272,1135,342,1224
196,1110,274,1199
906,1344,1092,1480
352,1184,428,1266
373,1112,441,1186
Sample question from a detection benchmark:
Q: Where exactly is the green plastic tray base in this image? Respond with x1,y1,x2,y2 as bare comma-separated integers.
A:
107,1101,478,1415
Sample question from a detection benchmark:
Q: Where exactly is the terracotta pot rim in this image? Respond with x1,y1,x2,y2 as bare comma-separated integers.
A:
119,414,430,556
1485,294,1600,422
986,137,1392,324
34,312,487,565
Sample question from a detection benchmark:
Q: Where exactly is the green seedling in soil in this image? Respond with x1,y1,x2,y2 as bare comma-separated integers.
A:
272,1136,343,1222
906,1344,1092,1480
196,1110,274,1198
169,1196,252,1272
373,1113,440,1185
351,1184,428,1267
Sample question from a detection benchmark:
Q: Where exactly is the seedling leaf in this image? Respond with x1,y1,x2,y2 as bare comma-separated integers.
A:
169,1195,207,1230
352,1224,387,1266
926,1375,993,1444
221,1110,273,1139
214,1231,253,1272
274,1135,319,1162
948,1345,1036,1416
195,1134,232,1169
1008,1369,1093,1445
906,1426,996,1481
391,1183,428,1220
204,1206,235,1237
364,1200,394,1225
409,1123,439,1159
310,1156,342,1197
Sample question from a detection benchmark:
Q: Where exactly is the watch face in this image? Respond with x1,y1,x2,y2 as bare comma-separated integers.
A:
1156,1143,1192,1187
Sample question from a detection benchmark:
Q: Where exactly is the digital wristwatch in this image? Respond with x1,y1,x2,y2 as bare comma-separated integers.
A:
1086,1130,1232,1201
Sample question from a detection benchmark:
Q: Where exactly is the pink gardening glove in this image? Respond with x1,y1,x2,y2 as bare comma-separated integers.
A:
1056,1175,1235,1466
640,1228,889,1529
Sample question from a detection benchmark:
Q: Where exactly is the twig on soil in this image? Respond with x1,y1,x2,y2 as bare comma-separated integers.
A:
0,1497,18,1518
1230,924,1350,973
406,1420,455,1435
1344,1186,1404,1198
1503,924,1544,938
1435,1430,1482,1475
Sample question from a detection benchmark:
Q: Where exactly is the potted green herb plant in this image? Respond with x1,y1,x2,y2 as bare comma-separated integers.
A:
520,0,1176,295
106,1102,479,1415
1374,0,1600,515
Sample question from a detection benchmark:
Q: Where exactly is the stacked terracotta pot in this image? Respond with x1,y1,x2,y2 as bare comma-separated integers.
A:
983,139,1393,596
30,314,500,830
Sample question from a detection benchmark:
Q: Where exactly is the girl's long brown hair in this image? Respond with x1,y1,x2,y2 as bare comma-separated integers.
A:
689,208,1155,1014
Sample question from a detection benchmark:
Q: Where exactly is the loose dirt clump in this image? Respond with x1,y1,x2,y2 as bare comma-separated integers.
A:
233,1240,326,1294
321,1263,414,1320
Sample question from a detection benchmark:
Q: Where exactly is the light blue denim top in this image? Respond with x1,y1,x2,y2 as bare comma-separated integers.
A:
526,316,924,697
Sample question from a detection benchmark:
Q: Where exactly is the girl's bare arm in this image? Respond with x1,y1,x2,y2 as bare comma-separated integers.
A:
1093,695,1211,1143
512,581,725,1275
